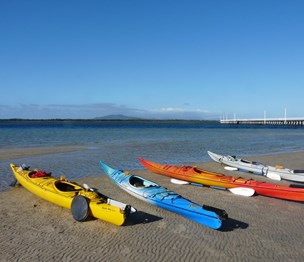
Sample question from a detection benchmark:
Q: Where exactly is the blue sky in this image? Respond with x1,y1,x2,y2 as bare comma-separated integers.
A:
1,1,304,120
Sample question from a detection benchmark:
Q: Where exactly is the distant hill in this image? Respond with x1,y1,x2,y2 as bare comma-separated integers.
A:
93,114,143,120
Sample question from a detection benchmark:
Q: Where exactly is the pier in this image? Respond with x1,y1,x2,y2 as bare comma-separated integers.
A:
220,109,304,126
220,117,304,125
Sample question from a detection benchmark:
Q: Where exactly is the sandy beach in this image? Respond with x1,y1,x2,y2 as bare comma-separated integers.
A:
1,149,304,261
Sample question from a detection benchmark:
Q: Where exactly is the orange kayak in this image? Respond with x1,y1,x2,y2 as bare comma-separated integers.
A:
138,158,304,202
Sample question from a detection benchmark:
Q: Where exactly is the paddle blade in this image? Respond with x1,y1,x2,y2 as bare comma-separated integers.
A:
170,178,190,185
266,172,281,181
170,178,254,196
224,166,238,171
170,178,204,187
228,187,255,197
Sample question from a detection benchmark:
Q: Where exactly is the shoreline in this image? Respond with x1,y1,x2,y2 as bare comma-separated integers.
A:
1,149,304,261
1,144,304,167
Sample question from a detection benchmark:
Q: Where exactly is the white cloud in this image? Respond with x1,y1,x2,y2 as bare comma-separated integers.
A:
156,107,209,114
147,107,213,120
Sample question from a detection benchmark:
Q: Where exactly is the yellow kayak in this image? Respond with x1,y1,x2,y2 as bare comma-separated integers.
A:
10,163,134,226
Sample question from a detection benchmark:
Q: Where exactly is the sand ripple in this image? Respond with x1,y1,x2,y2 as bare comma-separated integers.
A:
2,153,304,261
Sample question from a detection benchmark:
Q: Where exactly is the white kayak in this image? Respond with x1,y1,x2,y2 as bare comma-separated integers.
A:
207,151,304,183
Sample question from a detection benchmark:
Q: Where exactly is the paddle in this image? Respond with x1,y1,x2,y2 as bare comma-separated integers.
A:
83,183,94,191
170,178,255,197
170,178,203,186
265,172,281,181
224,166,238,171
107,199,137,213
224,165,281,181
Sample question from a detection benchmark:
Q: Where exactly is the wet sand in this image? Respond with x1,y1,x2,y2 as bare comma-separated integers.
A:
0,147,85,161
1,149,304,261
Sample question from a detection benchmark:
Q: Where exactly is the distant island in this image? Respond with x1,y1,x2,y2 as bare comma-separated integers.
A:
93,114,143,120
0,114,218,122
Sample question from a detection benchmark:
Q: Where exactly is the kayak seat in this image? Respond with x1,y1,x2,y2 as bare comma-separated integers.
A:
130,176,145,187
55,181,81,192
240,159,253,164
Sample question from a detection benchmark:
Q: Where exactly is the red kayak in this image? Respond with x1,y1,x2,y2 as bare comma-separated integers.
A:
138,158,304,202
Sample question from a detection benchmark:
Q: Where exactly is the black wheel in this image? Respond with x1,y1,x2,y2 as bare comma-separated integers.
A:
71,195,90,222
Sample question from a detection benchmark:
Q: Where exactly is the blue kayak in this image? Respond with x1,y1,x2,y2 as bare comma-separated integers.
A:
99,161,227,229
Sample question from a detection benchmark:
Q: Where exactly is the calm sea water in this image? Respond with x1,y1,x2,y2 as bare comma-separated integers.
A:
1,121,304,191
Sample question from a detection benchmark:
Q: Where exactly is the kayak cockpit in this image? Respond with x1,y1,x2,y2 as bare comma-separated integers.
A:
54,181,82,192
129,175,158,188
240,159,260,165
227,155,237,161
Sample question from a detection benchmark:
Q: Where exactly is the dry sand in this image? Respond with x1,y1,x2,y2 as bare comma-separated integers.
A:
1,150,304,261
